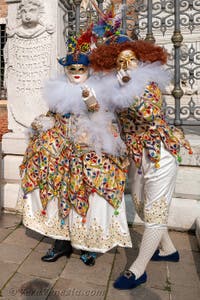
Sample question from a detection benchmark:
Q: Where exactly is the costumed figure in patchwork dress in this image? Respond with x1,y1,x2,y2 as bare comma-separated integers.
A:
18,26,132,266
89,35,193,286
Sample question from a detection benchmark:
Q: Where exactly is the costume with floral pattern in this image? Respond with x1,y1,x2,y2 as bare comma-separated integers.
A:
20,112,127,219
118,81,192,170
18,71,132,253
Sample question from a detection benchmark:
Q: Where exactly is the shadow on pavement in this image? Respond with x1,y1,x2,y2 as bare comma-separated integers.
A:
130,286,164,299
19,278,60,300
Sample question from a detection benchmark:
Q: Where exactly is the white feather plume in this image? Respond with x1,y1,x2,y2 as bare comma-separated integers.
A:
90,62,172,110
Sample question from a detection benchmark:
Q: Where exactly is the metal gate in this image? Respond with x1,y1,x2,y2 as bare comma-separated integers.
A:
63,0,200,126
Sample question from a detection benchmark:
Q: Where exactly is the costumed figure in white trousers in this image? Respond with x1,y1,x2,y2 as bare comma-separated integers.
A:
89,35,193,285
18,27,132,266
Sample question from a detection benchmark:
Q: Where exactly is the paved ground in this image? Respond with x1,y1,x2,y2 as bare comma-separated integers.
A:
0,213,199,300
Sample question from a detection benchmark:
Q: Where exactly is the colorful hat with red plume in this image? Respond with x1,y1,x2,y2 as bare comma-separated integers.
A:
58,24,97,67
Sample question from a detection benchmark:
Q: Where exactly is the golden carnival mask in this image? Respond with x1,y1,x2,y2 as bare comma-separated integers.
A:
117,50,138,71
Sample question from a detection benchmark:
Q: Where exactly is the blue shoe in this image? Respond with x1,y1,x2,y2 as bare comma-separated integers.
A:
113,270,147,290
151,250,180,262
80,251,96,266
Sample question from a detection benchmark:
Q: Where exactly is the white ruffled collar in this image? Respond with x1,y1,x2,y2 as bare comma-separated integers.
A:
43,61,171,115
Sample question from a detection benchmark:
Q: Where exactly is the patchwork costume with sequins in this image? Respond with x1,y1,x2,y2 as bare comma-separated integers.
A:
18,75,132,253
96,63,192,226
88,35,193,286
111,63,192,280
117,80,192,225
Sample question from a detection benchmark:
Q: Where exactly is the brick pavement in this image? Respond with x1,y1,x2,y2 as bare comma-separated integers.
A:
0,213,199,300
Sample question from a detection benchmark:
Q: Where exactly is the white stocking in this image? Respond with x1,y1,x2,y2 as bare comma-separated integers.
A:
129,225,166,279
159,228,176,256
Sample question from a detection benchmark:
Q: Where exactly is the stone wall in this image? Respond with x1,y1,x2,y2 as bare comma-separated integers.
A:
1,0,70,212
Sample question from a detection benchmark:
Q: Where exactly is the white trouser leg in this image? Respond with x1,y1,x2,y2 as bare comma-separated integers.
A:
129,143,177,226
128,143,178,278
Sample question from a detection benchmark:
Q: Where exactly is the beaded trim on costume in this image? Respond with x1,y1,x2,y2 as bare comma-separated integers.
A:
133,194,168,224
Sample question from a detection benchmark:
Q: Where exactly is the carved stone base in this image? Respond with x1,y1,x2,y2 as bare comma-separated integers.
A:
2,132,27,155
1,132,25,210
1,183,20,211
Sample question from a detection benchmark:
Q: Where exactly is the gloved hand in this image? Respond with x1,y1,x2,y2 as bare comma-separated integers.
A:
31,114,55,133
82,85,100,112
117,69,131,86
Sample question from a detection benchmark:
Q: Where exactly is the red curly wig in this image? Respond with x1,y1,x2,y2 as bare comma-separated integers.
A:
89,40,168,72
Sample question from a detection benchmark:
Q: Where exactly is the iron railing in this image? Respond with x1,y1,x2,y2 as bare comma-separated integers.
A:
63,0,200,126
133,0,200,126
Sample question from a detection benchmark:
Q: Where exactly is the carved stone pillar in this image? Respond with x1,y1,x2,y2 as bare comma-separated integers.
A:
1,0,68,211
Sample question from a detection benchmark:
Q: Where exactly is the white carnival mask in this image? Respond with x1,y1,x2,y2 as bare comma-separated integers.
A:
64,64,89,84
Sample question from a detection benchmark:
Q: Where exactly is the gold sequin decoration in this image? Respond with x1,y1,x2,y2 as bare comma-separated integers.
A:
22,201,70,239
133,194,169,224
70,216,132,251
